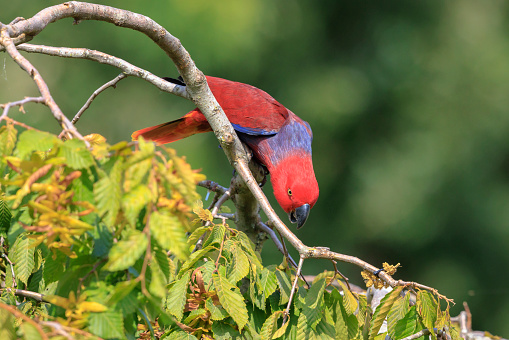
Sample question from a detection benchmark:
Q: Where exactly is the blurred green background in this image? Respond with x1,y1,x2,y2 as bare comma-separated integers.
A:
2,0,509,336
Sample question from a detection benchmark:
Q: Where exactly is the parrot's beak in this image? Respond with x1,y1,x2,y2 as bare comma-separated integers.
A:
288,203,311,229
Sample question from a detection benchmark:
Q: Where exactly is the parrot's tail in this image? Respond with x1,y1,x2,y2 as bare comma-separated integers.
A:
131,110,211,145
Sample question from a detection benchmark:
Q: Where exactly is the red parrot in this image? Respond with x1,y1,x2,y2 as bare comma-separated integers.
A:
132,76,319,229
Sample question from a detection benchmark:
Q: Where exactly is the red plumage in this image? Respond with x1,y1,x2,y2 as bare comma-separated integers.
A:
132,76,319,228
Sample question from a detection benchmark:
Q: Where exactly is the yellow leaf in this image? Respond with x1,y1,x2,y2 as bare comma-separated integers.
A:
78,301,108,313
193,200,213,222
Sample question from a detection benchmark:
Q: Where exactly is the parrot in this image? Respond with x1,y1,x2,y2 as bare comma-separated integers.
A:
132,76,319,229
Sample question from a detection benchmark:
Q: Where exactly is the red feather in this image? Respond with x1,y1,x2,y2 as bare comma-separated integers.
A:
132,76,319,226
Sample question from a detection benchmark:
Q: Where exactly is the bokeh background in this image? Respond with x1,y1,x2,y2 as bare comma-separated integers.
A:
2,1,509,336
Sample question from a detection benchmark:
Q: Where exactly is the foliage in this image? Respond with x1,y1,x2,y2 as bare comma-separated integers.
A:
0,122,460,339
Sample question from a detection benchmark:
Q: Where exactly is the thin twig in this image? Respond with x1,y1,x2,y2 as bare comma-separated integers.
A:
283,256,304,325
0,96,44,121
1,253,17,288
0,29,85,143
0,301,49,340
73,73,128,124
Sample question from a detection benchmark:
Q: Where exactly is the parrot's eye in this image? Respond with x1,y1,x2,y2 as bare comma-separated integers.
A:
287,189,292,196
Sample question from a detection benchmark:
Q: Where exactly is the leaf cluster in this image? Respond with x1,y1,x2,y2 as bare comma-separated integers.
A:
0,123,459,339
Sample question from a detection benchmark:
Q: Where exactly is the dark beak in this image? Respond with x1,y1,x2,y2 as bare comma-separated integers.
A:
288,204,311,229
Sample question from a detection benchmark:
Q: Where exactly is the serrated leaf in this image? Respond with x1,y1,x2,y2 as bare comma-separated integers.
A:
15,129,61,159
104,229,147,271
0,194,12,236
356,294,368,327
260,311,283,340
153,246,171,281
296,313,314,340
88,310,124,339
166,271,190,321
58,138,94,169
315,316,336,339
149,251,167,298
203,225,225,248
12,233,36,285
337,279,358,315
178,246,214,276
213,271,248,331
0,123,17,157
206,297,229,320
94,161,122,226
369,286,404,340
211,321,241,340
417,290,438,339
122,184,152,226
303,278,326,330
387,291,410,336
187,226,210,245
165,330,199,340
150,211,189,260
275,270,292,306
258,267,278,298
225,240,250,284
392,306,421,339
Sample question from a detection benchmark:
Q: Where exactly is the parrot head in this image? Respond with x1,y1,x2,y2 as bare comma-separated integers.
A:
270,153,319,229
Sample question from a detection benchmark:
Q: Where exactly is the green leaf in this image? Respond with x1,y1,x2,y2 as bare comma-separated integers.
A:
206,297,229,320
0,194,12,237
94,161,122,226
203,224,226,248
0,307,15,340
387,291,410,337
150,211,189,260
153,246,171,282
58,139,94,169
12,233,36,285
88,310,124,339
0,123,17,157
296,313,315,340
225,240,250,284
211,322,241,340
213,271,248,331
15,129,62,159
106,280,139,307
122,185,152,226
258,267,278,298
315,315,336,340
417,290,438,339
392,306,421,340
166,271,190,321
260,311,283,340
275,270,292,305
369,286,404,340
149,251,168,298
178,246,214,276
303,278,326,330
104,229,147,271
164,330,198,340
20,322,42,340
337,279,358,315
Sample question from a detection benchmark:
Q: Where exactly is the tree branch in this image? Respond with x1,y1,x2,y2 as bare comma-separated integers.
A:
0,29,84,142
16,43,189,100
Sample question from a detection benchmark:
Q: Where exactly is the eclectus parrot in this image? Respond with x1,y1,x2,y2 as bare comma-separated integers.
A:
132,76,319,229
